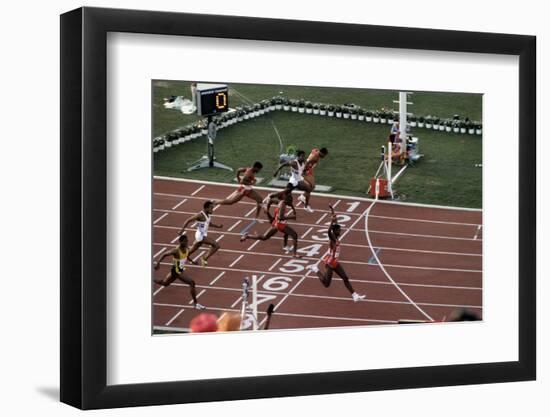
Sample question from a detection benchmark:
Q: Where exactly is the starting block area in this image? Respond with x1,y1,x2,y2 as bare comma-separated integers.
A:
153,177,482,332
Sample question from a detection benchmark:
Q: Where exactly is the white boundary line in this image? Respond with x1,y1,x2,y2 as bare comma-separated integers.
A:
365,197,434,321
154,176,483,212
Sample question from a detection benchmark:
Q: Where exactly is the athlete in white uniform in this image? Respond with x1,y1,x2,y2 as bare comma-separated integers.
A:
195,210,211,242
273,150,313,211
178,200,224,267
288,156,305,187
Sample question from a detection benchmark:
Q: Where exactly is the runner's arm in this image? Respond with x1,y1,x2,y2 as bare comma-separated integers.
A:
178,213,199,235
154,248,176,269
273,162,289,178
235,167,247,183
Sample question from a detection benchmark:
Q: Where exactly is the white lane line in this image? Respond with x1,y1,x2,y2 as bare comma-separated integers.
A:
154,208,480,241
165,283,483,309
153,212,169,225
229,254,244,268
156,225,481,257
216,234,225,242
153,243,482,273
154,177,483,212
153,247,166,258
209,271,226,286
171,198,188,210
473,225,482,240
247,240,261,251
244,206,257,217
155,303,396,324
153,286,165,296
165,309,185,326
301,227,313,239
189,289,206,305
316,213,328,224
157,262,482,290
268,258,282,271
158,194,481,226
190,185,205,196
331,199,342,209
228,220,242,232
365,199,434,322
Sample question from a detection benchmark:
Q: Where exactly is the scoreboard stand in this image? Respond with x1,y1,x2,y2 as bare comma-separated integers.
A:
186,83,233,173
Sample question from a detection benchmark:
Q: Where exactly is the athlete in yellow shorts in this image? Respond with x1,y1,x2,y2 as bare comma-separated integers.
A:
154,234,205,310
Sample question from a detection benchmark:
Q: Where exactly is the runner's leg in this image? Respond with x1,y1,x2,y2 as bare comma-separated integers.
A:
283,225,301,257
244,227,278,241
247,190,264,218
201,236,220,261
214,191,243,206
334,263,356,295
178,272,198,304
316,263,334,288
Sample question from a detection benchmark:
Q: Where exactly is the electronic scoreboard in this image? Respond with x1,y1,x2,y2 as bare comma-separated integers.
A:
195,83,229,116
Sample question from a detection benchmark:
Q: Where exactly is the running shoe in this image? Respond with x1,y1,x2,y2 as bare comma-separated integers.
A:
199,257,208,267
306,264,319,273
283,245,294,254
352,292,366,302
194,303,206,310
298,194,307,204
240,234,248,242
304,205,314,213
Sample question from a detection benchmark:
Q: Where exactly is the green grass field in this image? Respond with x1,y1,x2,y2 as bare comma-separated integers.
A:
153,81,482,208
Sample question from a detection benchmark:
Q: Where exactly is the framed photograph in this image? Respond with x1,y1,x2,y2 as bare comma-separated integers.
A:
60,6,536,409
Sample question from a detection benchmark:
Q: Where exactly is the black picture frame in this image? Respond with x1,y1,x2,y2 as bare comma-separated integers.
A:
60,6,536,410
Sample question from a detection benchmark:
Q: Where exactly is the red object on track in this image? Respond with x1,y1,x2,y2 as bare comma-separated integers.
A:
369,178,390,198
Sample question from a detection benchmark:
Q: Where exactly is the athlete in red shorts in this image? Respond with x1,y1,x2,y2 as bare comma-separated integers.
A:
240,192,301,258
213,161,264,218
299,147,328,213
262,184,297,253
306,205,366,302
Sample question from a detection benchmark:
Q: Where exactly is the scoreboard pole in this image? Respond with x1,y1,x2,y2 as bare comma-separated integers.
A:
187,84,233,172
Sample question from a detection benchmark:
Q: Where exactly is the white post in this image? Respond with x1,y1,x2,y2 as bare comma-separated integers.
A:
387,141,393,198
399,91,408,155
252,275,258,330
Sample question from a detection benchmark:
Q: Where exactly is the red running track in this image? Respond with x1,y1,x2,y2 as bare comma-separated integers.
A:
152,177,482,332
